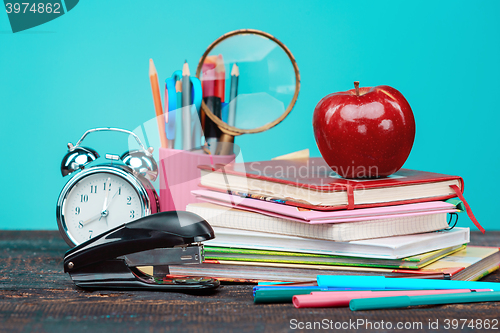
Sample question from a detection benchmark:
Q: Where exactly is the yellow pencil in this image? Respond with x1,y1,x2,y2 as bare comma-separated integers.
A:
149,59,168,148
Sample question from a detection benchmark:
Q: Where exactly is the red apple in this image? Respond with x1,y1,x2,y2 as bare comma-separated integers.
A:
313,82,415,178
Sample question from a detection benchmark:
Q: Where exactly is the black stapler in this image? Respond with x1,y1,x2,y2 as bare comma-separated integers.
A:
63,211,220,291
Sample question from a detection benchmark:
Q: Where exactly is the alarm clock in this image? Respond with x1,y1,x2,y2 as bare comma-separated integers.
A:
56,127,160,247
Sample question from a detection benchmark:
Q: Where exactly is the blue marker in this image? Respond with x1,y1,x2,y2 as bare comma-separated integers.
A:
317,275,500,291
165,78,177,148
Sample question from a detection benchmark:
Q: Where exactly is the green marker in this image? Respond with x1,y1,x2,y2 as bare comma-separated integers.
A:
254,288,324,304
350,291,500,311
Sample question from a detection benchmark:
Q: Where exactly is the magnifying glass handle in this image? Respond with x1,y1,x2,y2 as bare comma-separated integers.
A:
215,133,234,155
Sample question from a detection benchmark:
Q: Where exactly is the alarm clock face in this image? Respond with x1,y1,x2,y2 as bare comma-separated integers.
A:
58,166,151,246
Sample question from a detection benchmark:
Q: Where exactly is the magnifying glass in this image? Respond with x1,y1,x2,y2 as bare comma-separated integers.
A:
196,29,300,155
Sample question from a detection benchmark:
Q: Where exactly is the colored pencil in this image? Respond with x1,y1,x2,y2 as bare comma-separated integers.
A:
149,59,168,149
227,63,239,127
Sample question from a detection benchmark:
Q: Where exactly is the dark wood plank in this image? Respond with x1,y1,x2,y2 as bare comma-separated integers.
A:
1,231,498,332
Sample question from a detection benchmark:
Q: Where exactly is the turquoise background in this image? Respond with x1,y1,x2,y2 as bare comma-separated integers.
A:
1,1,498,230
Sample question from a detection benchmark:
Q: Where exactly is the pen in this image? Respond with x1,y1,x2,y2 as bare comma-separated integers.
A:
190,77,203,149
204,97,220,154
253,287,359,304
163,81,169,124
221,102,229,124
350,290,500,311
215,54,225,103
165,78,177,149
175,79,183,150
201,58,217,136
182,61,192,150
257,280,317,286
163,82,171,148
253,284,384,303
202,61,220,154
293,289,492,308
253,285,352,295
255,273,450,290
211,55,225,155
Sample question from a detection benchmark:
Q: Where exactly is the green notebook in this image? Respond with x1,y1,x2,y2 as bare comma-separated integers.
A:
204,244,466,269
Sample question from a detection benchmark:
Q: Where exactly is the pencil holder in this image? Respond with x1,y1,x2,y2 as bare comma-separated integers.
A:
159,148,235,211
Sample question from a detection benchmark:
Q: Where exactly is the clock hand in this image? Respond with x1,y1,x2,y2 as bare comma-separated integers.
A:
99,178,113,222
81,213,102,226
98,188,121,223
101,177,112,213
104,187,121,211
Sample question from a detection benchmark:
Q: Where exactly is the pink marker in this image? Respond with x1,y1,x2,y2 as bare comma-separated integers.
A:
293,289,493,308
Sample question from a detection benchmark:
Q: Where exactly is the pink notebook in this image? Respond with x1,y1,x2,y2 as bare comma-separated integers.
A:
191,190,458,224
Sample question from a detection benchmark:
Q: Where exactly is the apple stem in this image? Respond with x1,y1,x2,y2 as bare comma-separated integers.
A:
354,81,360,96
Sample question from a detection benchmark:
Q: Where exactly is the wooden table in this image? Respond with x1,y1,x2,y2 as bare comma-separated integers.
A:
1,231,499,332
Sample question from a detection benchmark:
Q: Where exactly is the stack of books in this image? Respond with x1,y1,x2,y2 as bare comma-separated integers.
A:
170,157,499,283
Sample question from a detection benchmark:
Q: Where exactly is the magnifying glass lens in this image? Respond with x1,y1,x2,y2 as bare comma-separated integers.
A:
200,33,297,131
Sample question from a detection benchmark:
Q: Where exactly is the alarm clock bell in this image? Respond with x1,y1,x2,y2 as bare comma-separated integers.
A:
60,146,99,177
60,128,158,180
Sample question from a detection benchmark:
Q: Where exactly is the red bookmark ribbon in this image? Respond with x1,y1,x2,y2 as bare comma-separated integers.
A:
450,185,485,234
346,185,354,210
